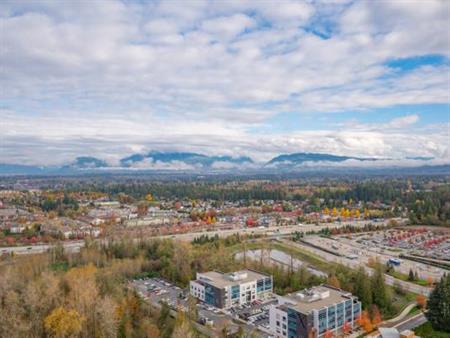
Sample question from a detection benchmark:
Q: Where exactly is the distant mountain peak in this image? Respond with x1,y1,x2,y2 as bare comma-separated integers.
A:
268,152,354,164
65,156,108,169
120,151,253,168
406,156,434,161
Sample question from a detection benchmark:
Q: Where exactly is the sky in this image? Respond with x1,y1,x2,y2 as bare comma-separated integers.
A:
0,0,449,166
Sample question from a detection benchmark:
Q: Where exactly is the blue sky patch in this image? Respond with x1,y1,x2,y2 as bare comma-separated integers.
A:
386,55,448,71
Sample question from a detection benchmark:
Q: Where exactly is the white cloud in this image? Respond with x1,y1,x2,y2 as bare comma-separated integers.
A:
0,0,448,166
385,114,419,128
201,13,255,40
128,159,198,171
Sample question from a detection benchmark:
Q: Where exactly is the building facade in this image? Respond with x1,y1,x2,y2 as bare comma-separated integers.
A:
189,269,273,309
269,285,361,338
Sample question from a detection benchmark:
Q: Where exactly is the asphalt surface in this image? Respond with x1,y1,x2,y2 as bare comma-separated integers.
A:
1,220,389,255
394,313,428,332
1,240,84,255
310,235,446,281
280,239,432,296
130,277,274,337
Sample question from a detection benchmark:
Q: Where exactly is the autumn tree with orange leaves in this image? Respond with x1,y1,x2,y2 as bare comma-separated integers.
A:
370,305,382,327
342,320,351,335
416,294,427,310
358,310,373,333
324,329,334,338
327,274,341,289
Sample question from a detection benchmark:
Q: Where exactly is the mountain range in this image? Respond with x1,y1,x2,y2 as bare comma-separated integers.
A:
266,153,378,166
120,151,253,168
0,151,442,175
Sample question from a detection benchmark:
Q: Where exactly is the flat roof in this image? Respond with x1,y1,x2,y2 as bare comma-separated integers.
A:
196,269,270,289
280,285,357,314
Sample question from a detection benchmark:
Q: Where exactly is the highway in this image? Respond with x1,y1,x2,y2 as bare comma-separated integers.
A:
1,221,385,255
1,240,84,255
279,239,432,296
313,235,446,281
2,221,432,296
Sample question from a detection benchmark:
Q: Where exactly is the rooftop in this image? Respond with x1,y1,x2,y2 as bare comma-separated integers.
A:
196,269,270,288
280,285,357,313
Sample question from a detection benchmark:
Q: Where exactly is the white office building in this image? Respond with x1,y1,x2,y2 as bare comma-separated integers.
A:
269,285,361,338
189,269,273,309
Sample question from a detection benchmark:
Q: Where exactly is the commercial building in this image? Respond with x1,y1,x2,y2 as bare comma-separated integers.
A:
189,269,273,309
269,285,361,338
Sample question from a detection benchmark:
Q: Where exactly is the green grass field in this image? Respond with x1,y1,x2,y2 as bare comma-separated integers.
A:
414,322,450,338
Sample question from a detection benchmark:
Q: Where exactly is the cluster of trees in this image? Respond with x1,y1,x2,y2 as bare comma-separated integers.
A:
0,248,162,337
291,223,390,239
192,233,260,248
426,274,450,333
316,181,450,226
2,221,447,337
315,181,406,204
353,265,391,313
3,236,252,337
407,187,450,226
191,234,221,245
356,307,382,333
408,268,420,282
189,209,217,223
322,263,391,317
38,177,449,226
40,193,80,214
71,182,287,202
323,207,363,219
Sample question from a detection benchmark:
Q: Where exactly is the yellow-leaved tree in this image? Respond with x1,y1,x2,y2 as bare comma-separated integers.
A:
171,311,195,338
332,207,338,217
44,306,84,338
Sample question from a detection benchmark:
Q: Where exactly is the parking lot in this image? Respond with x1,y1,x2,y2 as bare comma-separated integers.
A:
306,230,448,281
130,277,276,337
230,298,277,332
130,277,234,332
130,277,185,309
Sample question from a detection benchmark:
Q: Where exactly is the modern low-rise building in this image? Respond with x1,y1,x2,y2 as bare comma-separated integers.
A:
190,269,273,309
269,285,361,338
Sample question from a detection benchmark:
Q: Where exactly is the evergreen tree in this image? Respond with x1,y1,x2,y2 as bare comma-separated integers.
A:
371,265,389,311
426,274,450,332
408,269,415,281
355,267,372,309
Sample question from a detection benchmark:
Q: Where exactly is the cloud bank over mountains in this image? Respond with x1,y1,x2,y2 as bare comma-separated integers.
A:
0,0,449,166
1,151,447,175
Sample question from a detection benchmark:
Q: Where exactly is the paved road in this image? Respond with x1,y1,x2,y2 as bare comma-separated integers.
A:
382,303,417,325
157,222,379,242
311,236,446,281
1,221,385,255
279,239,431,296
1,240,84,255
393,313,427,332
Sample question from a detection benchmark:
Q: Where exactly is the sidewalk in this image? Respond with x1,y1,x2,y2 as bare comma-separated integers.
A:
381,302,416,327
